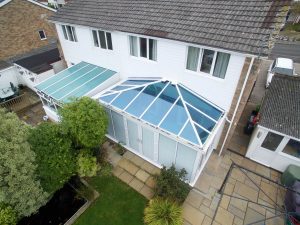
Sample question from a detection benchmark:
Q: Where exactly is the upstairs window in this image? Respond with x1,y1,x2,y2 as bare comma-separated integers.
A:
38,30,47,40
92,30,113,50
61,25,77,42
186,46,230,79
129,36,157,61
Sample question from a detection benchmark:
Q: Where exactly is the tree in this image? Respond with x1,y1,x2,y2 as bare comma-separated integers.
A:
28,123,76,194
77,149,99,177
0,108,48,217
59,97,108,148
0,203,17,225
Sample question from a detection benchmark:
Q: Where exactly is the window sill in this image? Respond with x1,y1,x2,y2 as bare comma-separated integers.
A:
93,46,114,53
185,69,225,82
129,55,158,64
40,38,47,41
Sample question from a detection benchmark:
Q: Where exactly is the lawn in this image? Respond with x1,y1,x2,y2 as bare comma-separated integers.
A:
74,175,148,225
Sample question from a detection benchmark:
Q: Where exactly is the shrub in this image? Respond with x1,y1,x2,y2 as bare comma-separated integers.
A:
144,198,182,225
154,165,191,203
0,204,17,225
77,149,99,177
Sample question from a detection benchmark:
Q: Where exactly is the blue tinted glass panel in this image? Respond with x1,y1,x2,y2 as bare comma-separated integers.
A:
112,85,133,91
111,87,143,110
195,124,209,144
142,84,178,125
180,122,199,145
36,61,88,91
125,82,167,117
187,105,216,131
100,93,118,103
160,100,187,134
179,86,222,120
122,80,156,85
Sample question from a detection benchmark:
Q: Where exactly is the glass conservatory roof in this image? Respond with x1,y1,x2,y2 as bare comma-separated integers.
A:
99,79,224,147
35,61,117,103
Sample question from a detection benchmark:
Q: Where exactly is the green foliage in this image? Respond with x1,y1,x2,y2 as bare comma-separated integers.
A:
286,23,300,32
0,204,17,225
28,123,76,194
291,2,300,14
77,149,99,177
0,108,48,217
99,162,113,177
154,165,191,204
116,142,126,155
144,198,182,225
59,97,108,148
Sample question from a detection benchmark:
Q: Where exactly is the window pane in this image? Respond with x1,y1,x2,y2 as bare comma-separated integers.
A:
106,32,113,50
71,26,77,42
127,120,139,152
186,46,200,71
98,31,107,49
149,39,157,61
200,49,215,73
158,135,176,168
66,26,74,41
129,36,138,56
39,30,46,39
104,108,114,138
282,139,300,159
62,25,68,40
111,111,126,144
213,52,230,79
142,127,154,160
261,132,283,151
92,30,99,47
140,37,147,58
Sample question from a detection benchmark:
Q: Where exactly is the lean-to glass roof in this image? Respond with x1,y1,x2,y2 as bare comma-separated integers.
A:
35,61,117,103
99,79,224,147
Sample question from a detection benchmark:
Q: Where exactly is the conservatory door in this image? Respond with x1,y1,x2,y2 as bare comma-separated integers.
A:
141,127,155,161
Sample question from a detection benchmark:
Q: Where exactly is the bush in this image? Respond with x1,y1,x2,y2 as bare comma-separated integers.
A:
144,198,182,225
154,165,191,203
0,204,17,225
77,149,99,177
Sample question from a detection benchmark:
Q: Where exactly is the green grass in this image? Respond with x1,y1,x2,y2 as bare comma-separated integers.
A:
74,175,148,225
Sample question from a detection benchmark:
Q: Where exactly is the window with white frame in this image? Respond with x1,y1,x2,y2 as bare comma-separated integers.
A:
129,36,157,61
282,139,300,159
61,25,77,42
186,46,230,79
92,29,113,50
38,30,47,40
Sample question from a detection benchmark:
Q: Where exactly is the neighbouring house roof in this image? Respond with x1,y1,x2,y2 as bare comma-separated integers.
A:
0,0,56,11
50,0,290,55
259,74,300,140
0,60,12,70
35,61,118,103
14,48,61,74
99,78,224,148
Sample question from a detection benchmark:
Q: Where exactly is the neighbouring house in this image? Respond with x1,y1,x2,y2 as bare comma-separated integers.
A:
36,0,289,185
0,0,66,95
246,75,300,172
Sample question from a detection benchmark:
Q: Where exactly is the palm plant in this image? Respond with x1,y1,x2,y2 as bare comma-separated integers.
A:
144,198,183,225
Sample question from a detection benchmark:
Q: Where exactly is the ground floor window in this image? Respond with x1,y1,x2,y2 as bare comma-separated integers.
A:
261,132,283,151
282,139,300,159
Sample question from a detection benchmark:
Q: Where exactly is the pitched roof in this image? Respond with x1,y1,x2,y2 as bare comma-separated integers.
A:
259,74,300,139
50,0,290,55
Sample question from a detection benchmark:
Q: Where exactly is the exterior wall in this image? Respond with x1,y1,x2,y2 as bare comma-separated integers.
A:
0,66,19,89
55,23,247,111
0,0,57,61
246,126,300,172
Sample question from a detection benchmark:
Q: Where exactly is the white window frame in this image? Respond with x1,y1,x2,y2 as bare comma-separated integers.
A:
91,29,113,50
38,30,47,40
129,35,157,61
61,25,77,42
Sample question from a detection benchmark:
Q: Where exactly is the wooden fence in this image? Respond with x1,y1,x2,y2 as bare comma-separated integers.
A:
0,93,32,112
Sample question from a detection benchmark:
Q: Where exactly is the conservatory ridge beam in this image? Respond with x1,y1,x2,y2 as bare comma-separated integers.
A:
58,68,108,100
185,101,217,123
176,85,203,147
139,82,170,119
41,64,90,92
49,66,98,95
157,96,180,127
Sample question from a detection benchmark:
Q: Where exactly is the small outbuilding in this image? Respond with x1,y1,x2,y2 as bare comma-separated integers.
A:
246,75,300,172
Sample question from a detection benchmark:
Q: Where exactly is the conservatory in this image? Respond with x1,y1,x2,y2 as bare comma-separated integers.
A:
98,78,225,185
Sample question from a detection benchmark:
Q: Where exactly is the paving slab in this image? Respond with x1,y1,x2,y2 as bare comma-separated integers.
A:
215,207,234,225
140,185,154,199
244,207,265,225
118,171,134,184
136,170,150,183
145,176,156,189
112,166,124,177
129,178,144,192
183,203,205,225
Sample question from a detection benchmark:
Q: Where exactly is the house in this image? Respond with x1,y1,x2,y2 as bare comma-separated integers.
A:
246,75,300,172
0,0,65,93
36,0,289,185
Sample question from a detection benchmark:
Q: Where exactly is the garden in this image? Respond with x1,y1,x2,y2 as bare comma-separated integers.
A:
0,96,191,225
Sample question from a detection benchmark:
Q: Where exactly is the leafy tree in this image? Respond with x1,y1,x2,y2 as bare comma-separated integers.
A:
28,123,76,194
144,198,182,225
154,165,190,203
0,203,17,225
77,149,99,177
59,97,108,148
0,108,48,217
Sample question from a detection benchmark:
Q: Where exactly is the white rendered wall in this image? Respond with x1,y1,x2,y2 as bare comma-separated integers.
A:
55,23,246,111
0,67,20,89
